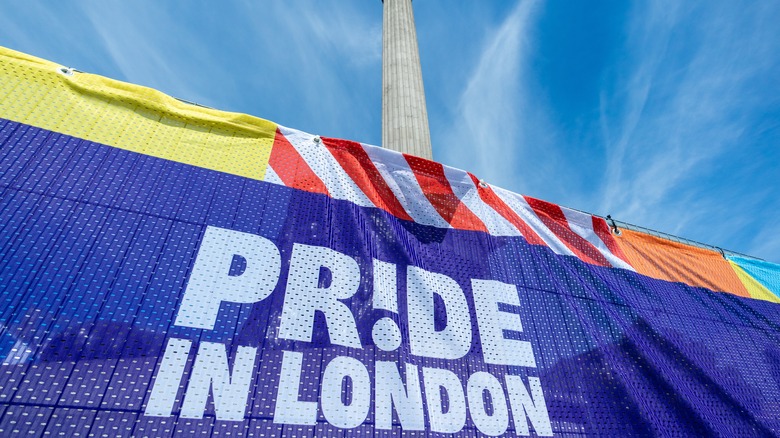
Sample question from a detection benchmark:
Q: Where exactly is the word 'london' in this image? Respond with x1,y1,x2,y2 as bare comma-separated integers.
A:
144,226,553,436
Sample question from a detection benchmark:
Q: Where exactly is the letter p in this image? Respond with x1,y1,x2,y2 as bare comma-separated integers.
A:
174,226,281,330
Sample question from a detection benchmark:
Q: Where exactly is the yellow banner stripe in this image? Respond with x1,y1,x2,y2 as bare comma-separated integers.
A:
0,46,276,180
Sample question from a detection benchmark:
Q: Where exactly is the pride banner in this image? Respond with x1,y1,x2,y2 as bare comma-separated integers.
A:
1,46,780,436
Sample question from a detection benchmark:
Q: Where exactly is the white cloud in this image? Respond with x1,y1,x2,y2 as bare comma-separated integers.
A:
296,3,382,68
433,0,778,260
593,1,780,257
438,0,541,187
80,2,213,105
238,1,382,140
748,226,780,262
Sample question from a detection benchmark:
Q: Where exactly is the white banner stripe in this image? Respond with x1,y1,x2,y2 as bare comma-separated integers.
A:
363,144,452,229
262,164,284,186
561,208,635,271
492,187,576,257
442,167,520,237
279,126,374,207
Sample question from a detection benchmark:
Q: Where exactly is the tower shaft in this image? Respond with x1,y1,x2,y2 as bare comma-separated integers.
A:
382,0,433,159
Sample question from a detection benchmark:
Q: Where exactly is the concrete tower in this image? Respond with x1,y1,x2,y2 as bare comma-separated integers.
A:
382,0,433,159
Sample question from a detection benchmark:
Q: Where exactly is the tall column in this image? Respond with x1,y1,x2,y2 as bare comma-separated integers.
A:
382,0,433,159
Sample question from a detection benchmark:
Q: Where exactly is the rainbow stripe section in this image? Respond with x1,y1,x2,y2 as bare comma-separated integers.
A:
613,229,780,303
727,256,780,302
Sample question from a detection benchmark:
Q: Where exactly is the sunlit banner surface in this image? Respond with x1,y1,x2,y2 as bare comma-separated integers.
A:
2,47,780,436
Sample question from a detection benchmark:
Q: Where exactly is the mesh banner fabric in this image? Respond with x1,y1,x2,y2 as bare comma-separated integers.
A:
2,47,780,437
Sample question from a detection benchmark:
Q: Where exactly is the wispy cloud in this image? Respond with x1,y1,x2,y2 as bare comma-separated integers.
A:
45,1,383,143
748,226,780,261
3,1,777,260
595,1,780,258
239,0,382,141
80,2,216,106
435,0,779,260
295,3,382,68
438,0,541,187
0,3,106,69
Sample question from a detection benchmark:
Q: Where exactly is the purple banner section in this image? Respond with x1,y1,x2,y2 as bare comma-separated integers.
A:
2,118,780,436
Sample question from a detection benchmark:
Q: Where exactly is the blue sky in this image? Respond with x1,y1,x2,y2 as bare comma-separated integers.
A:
1,1,779,262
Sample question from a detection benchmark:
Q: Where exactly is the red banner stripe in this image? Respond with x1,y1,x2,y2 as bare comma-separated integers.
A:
405,155,488,232
269,129,329,196
524,196,611,267
321,137,413,222
592,216,632,266
467,173,547,246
